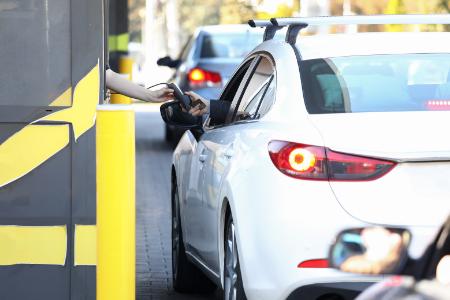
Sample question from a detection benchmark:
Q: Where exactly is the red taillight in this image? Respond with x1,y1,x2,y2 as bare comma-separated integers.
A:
268,141,327,180
188,68,222,88
326,149,396,181
298,259,329,268
268,141,396,181
426,99,450,111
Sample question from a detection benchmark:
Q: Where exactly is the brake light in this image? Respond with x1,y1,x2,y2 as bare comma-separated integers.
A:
188,68,222,88
298,259,329,268
268,141,327,180
426,100,450,111
268,141,396,181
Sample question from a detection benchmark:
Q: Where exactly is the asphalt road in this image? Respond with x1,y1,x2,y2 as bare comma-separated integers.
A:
135,106,220,300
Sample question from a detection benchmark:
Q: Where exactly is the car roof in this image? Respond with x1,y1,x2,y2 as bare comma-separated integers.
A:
295,32,450,60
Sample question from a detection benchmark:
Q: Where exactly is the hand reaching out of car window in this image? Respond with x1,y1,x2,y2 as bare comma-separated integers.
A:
185,91,210,116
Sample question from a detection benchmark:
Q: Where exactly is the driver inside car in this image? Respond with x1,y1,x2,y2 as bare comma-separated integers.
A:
185,91,231,125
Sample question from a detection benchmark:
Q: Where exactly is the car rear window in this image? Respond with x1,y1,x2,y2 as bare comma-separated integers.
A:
299,54,450,114
200,32,262,59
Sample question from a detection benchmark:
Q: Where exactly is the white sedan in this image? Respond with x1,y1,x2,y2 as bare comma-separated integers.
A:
170,15,450,300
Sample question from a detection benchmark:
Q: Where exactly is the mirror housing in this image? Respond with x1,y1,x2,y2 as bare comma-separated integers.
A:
157,56,181,68
329,227,411,275
160,101,203,130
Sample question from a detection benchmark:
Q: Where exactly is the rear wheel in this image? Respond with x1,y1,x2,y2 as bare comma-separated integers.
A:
171,183,216,293
224,216,246,300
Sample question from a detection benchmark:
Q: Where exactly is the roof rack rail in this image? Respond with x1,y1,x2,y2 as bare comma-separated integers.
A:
250,15,450,45
270,14,450,27
248,19,284,42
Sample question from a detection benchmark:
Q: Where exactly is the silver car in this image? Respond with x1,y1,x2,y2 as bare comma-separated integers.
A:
158,25,265,143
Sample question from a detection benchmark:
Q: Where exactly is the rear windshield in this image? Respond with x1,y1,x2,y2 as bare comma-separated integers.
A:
299,54,450,114
200,32,262,59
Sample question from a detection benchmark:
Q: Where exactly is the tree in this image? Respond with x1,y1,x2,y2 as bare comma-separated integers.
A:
255,0,300,19
220,0,256,24
384,0,408,31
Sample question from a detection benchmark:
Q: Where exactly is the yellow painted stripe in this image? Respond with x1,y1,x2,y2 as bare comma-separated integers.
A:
49,87,72,106
108,33,129,52
0,124,70,188
74,225,97,266
43,63,100,140
0,226,67,265
0,63,99,188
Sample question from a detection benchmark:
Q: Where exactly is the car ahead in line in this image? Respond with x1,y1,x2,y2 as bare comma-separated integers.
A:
168,15,450,300
157,25,265,144
328,215,450,300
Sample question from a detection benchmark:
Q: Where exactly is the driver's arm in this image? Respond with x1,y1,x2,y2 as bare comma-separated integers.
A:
185,91,231,125
209,100,231,125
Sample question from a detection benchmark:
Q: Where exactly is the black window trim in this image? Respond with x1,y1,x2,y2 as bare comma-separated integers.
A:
231,51,277,123
228,56,262,123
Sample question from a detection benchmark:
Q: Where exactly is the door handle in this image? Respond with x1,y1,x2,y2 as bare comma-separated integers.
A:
199,154,207,163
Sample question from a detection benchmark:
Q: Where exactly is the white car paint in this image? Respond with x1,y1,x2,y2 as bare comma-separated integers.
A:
172,31,450,300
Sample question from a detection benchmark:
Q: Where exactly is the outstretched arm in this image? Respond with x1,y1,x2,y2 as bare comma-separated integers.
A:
105,69,173,102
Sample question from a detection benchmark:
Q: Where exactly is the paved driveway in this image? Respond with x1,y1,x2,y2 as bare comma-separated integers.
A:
135,107,220,300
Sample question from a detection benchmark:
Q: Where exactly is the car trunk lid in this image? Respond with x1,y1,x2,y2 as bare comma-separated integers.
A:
310,111,450,226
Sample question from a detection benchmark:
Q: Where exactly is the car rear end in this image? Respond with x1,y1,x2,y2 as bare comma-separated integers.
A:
297,35,450,229
237,31,450,300
285,32,450,295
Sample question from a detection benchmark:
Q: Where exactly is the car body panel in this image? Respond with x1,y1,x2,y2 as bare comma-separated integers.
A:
172,30,450,299
309,112,450,160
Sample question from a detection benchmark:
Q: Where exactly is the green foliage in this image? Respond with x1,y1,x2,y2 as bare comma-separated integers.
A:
178,0,221,35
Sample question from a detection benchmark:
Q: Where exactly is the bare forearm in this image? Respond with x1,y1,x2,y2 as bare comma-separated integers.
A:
106,69,152,101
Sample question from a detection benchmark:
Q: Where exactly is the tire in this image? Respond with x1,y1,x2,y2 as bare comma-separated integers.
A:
224,216,247,300
171,183,216,293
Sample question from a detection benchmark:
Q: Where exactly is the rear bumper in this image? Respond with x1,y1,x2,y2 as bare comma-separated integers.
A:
286,281,374,300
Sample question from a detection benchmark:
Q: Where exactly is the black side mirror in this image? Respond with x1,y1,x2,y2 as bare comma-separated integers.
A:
160,101,203,130
157,56,181,68
329,227,411,275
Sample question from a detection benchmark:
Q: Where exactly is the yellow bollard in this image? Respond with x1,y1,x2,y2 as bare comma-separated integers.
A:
119,56,134,80
110,56,134,104
96,105,135,300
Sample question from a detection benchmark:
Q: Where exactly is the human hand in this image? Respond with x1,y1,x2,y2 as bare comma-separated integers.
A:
185,91,210,116
147,87,174,102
